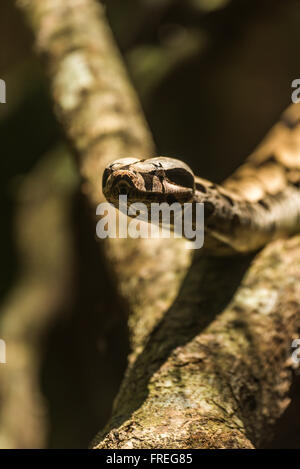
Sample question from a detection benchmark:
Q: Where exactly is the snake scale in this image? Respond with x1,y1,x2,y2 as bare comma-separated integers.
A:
102,104,300,255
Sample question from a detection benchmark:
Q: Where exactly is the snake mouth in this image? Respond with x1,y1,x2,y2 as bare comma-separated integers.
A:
117,181,132,196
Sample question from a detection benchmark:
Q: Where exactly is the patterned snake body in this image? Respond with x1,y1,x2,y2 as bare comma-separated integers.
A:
102,104,300,255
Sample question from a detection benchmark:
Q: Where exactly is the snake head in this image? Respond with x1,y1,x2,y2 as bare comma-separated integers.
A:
102,156,195,208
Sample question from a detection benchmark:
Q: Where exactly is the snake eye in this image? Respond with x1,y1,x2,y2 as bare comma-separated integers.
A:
166,168,194,189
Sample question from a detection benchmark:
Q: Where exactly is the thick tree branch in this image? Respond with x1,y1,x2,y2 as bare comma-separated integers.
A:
16,0,190,355
94,239,300,448
16,0,300,448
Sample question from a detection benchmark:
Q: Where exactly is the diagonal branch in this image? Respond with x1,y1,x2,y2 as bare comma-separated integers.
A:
16,0,190,354
94,240,300,448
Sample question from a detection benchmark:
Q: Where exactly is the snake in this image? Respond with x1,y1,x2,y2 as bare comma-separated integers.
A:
102,104,300,255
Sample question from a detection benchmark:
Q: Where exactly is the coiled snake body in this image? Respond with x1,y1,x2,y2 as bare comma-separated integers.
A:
102,104,300,255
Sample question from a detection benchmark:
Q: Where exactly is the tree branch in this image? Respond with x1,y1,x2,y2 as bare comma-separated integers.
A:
94,239,300,448
16,0,190,354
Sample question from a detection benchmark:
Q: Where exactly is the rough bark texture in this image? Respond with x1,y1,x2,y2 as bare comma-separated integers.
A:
94,239,300,448
16,0,300,449
16,0,190,355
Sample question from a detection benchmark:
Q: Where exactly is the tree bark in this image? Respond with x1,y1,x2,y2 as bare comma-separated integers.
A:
94,239,300,448
16,0,190,355
16,0,300,448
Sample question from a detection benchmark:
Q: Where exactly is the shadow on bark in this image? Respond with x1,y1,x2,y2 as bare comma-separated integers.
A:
100,251,254,437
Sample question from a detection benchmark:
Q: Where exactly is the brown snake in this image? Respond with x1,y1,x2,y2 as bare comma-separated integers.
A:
102,104,300,255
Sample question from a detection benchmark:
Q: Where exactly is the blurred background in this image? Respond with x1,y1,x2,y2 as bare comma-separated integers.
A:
0,0,300,448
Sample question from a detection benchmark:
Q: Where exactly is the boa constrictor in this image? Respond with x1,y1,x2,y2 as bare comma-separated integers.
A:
102,104,300,255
